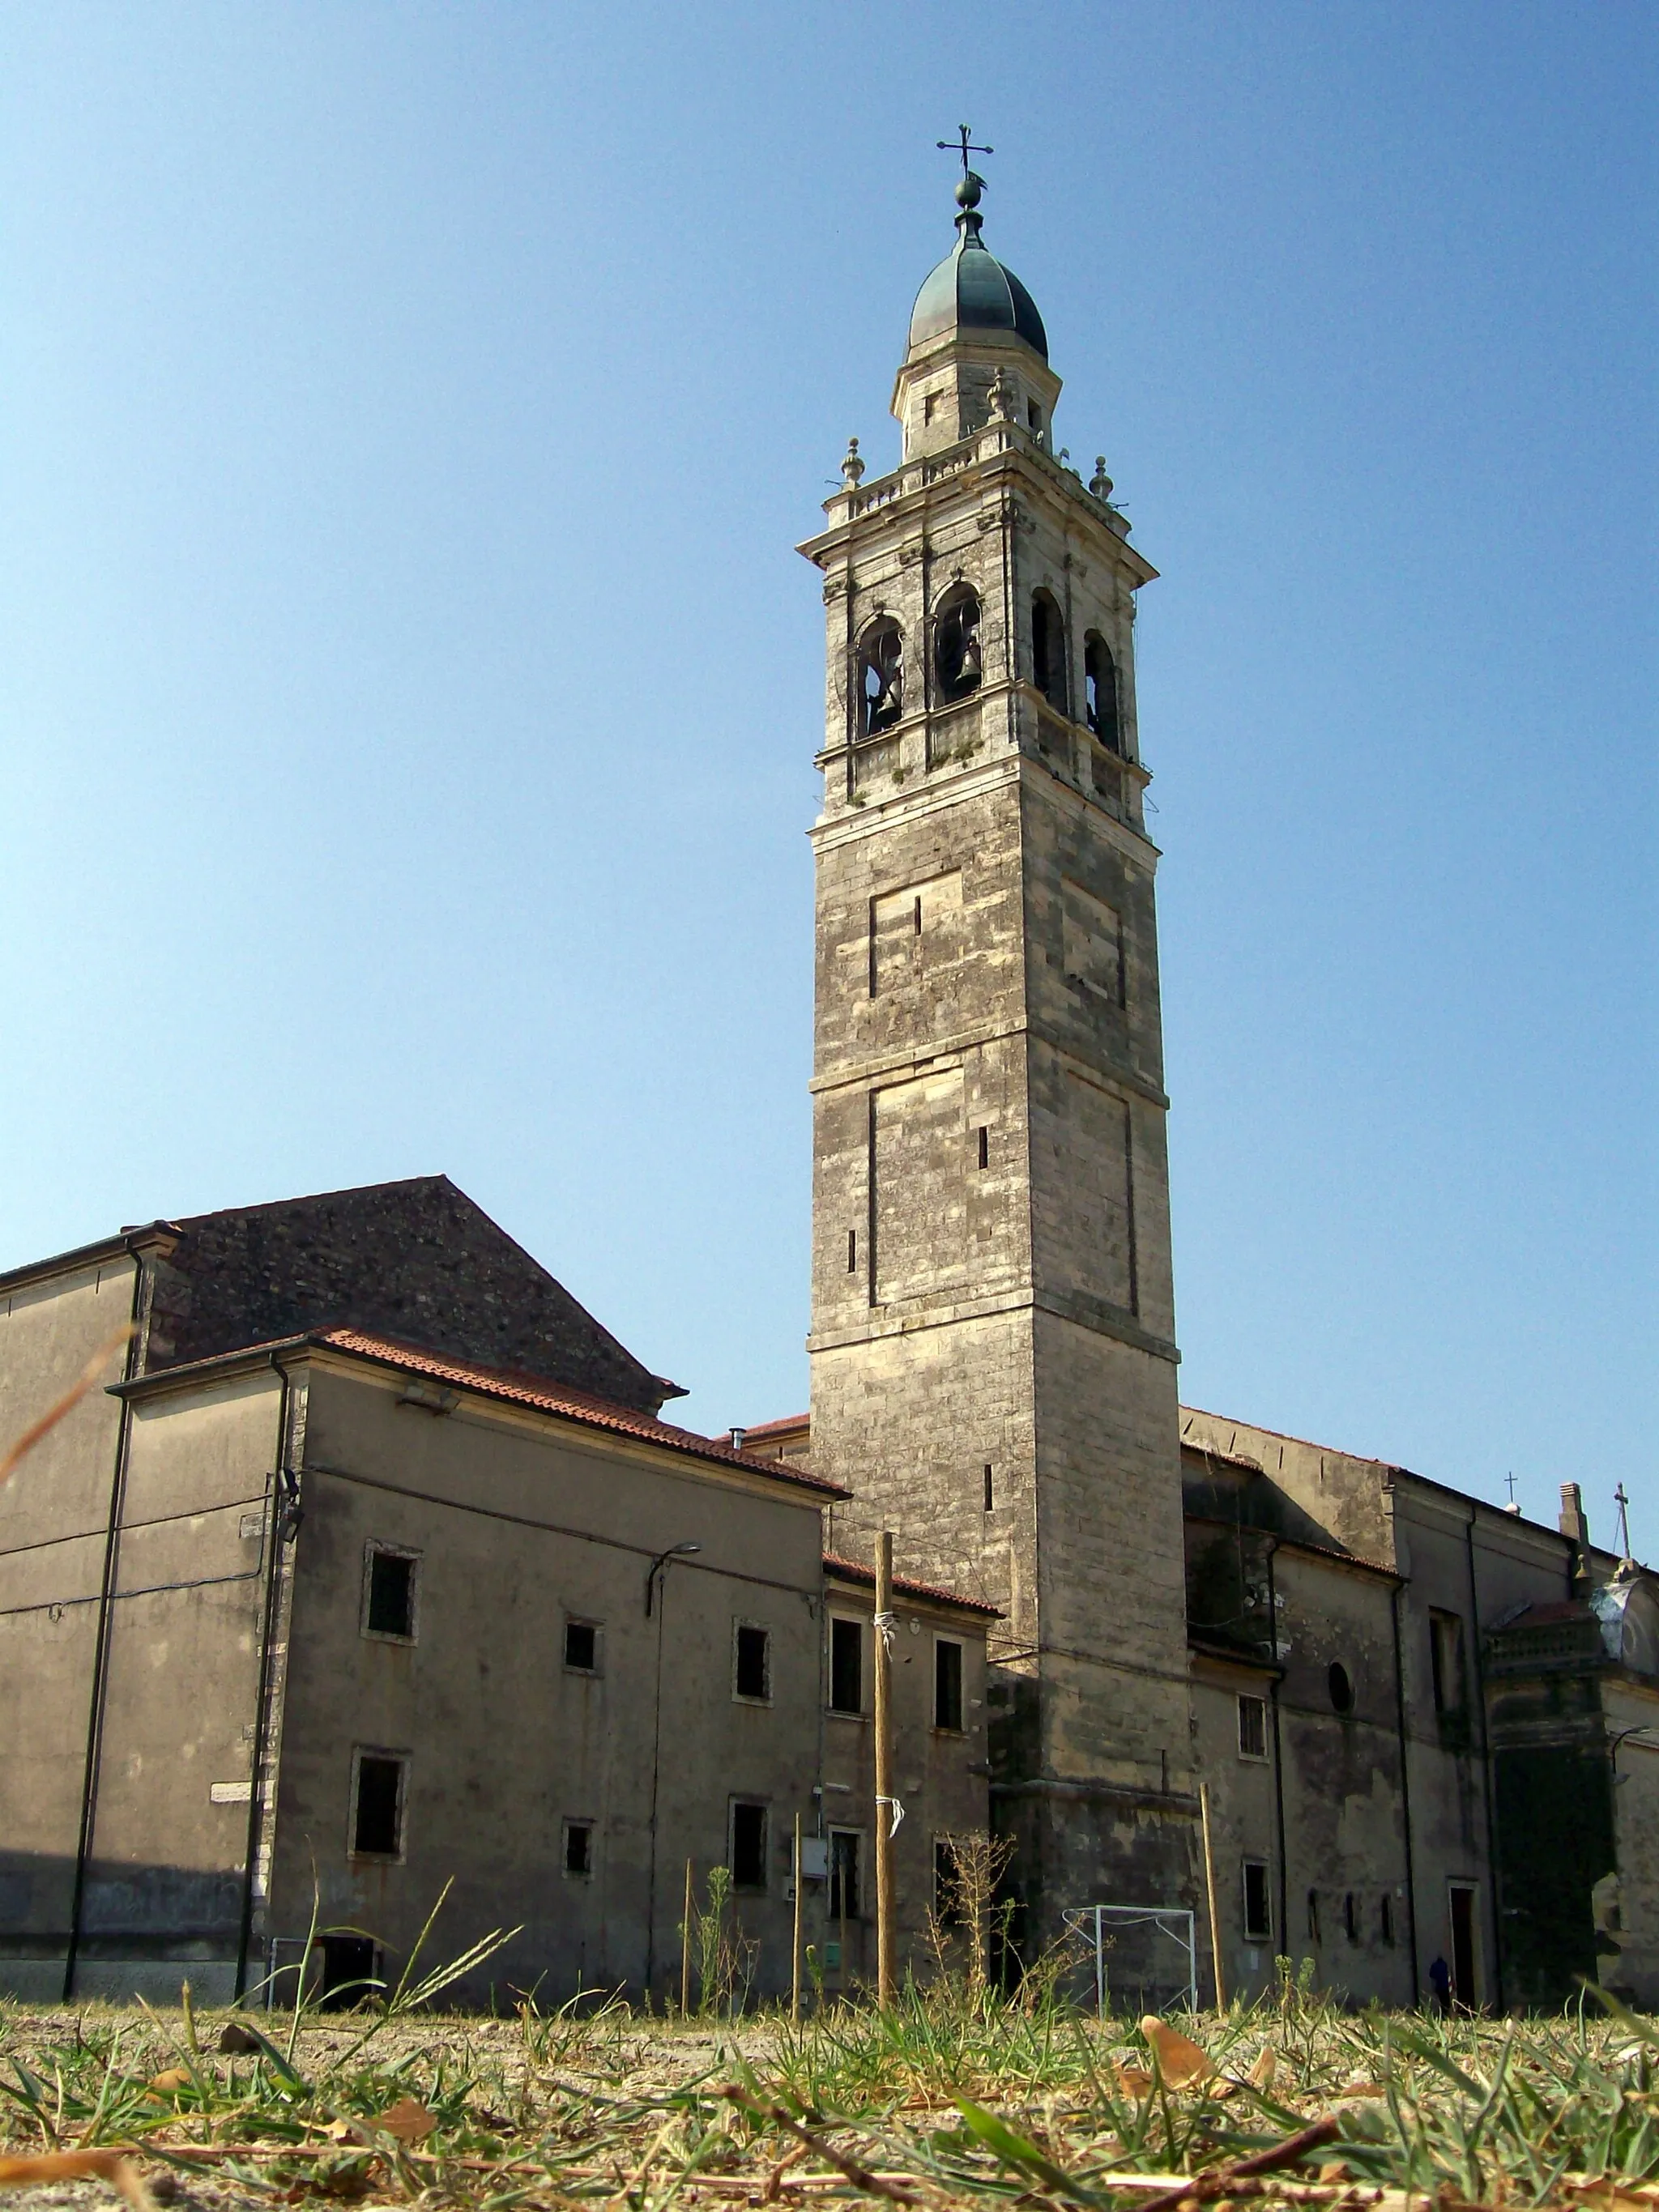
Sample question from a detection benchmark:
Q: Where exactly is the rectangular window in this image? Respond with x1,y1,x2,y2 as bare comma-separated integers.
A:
829,1617,864,1714
1380,1892,1395,1946
1430,1609,1467,1715
934,1838,968,1929
847,1228,858,1272
562,1819,594,1878
734,1622,770,1703
351,1750,407,1859
934,1638,965,1732
829,1828,860,1920
730,1801,768,1890
563,1619,600,1673
976,1126,989,1170
1237,1694,1269,1760
1344,1890,1358,1942
1242,1859,1271,1941
363,1547,418,1642
983,1464,994,1511
923,391,939,424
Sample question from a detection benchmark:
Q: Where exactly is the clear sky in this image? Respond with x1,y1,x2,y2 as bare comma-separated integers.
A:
2,4,1653,1540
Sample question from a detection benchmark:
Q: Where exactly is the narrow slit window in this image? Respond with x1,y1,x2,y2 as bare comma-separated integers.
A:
983,1464,994,1511
914,896,923,935
1344,1891,1358,1942
1242,1859,1272,1941
734,1622,770,1703
976,1126,989,1170
1380,1893,1395,1946
730,1801,768,1890
829,1617,863,1714
562,1820,594,1877
352,1752,406,1859
1307,1889,1321,1942
847,1229,858,1272
934,1639,965,1732
1237,1694,1268,1760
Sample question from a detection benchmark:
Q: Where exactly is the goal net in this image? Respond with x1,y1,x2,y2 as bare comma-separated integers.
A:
1062,1904,1198,2018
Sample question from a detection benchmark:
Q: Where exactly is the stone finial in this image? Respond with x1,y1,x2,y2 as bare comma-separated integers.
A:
987,366,1016,424
841,437,865,487
1090,457,1115,501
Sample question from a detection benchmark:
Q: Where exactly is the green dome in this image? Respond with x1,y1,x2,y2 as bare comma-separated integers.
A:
908,187,1047,361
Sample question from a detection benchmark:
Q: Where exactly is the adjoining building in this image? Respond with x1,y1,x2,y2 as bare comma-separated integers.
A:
0,1180,991,2005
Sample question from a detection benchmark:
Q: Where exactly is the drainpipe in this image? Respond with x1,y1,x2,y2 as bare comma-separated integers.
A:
234,1354,295,2000
1390,1579,1421,2004
1465,1509,1503,2010
62,1244,151,2000
1265,1538,1289,1959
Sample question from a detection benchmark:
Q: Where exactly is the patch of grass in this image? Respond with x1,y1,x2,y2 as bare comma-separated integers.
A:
2,1969,1658,2209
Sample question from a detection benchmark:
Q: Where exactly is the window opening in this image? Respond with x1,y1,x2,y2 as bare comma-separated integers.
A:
1307,1889,1321,1942
857,619,904,735
1430,1610,1466,1715
983,1464,994,1512
977,1125,989,1170
923,391,939,424
847,1229,858,1272
1237,1694,1268,1759
315,1934,377,2011
1380,1893,1395,1946
934,586,983,703
1084,634,1120,753
352,1753,405,1859
1449,1884,1478,2005
365,1549,416,1640
1242,1859,1272,1941
1344,1891,1358,1942
564,1620,599,1673
935,1638,965,1732
934,1839,968,1928
829,1828,860,1919
735,1622,770,1702
731,1801,768,1890
1031,592,1066,710
563,1819,594,1877
829,1617,863,1714
1328,1660,1354,1713
1027,399,1041,435
914,896,923,934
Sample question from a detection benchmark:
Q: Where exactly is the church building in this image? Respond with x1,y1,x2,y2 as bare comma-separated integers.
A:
1,168,1655,2015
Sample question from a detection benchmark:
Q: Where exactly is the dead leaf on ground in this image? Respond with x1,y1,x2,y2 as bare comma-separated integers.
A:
373,2096,438,2143
1249,2048,1278,2091
0,2149,156,2212
1338,2080,1386,2100
147,2067,192,2094
218,2022,262,2054
1115,2064,1154,2097
1140,2015,1214,2088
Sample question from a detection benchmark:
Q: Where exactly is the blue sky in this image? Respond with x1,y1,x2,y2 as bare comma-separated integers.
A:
2,3,1653,1540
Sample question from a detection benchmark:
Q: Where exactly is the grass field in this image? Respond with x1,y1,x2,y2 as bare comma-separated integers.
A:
2,1963,1657,2212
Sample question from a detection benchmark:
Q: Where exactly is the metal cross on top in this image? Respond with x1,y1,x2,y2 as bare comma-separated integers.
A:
936,123,993,177
1615,1482,1634,1559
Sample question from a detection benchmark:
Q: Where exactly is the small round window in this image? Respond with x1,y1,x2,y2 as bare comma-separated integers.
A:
1328,1660,1354,1714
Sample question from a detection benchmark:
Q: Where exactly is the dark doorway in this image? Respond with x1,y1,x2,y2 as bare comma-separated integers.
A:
1449,1886,1478,2010
315,1934,378,2010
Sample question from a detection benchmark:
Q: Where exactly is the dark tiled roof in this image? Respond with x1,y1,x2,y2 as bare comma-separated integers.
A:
319,1331,850,1498
823,1550,1000,1618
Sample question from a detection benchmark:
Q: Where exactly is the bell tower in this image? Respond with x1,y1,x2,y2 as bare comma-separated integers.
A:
799,162,1197,1939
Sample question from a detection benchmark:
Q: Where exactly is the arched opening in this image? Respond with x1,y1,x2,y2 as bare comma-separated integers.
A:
1030,590,1066,712
934,586,983,704
1084,633,1120,752
856,617,904,736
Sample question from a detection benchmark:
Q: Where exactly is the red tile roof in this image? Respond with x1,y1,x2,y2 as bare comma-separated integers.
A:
823,1550,1000,1618
739,1413,811,1442
319,1331,850,1498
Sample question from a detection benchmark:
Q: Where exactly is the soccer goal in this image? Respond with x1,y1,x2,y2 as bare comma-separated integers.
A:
1063,1904,1198,2018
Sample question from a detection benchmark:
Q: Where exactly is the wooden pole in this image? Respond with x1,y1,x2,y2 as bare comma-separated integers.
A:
680,1857,694,2018
791,1812,804,2022
873,1529,897,2006
1199,1782,1226,2011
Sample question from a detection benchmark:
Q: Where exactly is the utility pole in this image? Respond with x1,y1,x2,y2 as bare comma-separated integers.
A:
1199,1782,1226,2010
874,1529,897,2005
791,1812,804,2022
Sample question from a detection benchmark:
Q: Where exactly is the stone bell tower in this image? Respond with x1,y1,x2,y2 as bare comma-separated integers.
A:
799,165,1197,1940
